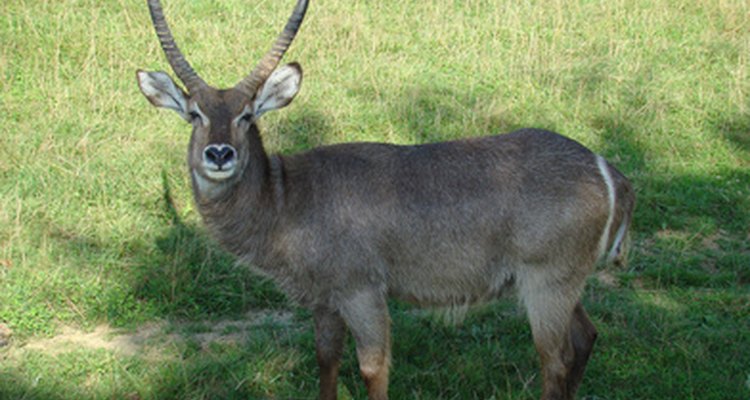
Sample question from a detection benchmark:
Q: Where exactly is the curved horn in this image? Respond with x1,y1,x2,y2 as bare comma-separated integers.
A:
147,0,207,92
235,0,309,96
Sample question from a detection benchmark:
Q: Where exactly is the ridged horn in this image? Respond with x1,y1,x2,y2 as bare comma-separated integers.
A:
235,0,309,96
147,0,208,92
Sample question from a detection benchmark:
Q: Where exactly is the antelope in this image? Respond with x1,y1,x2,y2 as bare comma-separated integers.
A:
136,0,635,398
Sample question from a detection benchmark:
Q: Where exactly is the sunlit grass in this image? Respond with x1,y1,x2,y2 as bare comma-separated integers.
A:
1,0,749,398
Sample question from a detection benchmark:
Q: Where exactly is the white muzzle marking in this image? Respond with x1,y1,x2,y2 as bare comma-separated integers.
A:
202,144,237,180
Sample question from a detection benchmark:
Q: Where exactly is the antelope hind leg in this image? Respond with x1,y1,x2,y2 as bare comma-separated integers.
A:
565,302,597,398
520,272,592,400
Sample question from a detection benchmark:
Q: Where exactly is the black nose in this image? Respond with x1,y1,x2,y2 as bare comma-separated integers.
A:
203,145,236,168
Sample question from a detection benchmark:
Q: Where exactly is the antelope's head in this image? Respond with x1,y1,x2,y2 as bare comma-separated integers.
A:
137,0,307,193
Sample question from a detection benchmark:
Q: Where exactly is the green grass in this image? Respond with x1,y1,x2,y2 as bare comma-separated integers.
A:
1,0,749,398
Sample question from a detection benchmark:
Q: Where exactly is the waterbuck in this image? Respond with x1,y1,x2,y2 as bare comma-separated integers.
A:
136,0,635,398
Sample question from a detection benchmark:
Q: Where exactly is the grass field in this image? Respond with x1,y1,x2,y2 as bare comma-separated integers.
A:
1,0,749,398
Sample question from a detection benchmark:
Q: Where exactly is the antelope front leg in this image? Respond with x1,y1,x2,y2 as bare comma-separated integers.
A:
340,289,392,400
313,308,347,400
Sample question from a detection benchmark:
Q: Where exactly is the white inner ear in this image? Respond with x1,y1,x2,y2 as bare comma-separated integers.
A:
253,64,301,118
137,70,190,120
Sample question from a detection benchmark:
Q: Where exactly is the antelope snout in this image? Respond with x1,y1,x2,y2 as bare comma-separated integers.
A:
202,144,237,179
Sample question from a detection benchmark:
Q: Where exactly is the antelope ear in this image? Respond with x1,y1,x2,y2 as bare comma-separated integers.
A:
253,63,302,118
136,70,191,121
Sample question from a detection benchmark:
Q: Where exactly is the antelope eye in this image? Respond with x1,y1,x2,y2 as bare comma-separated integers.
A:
239,113,253,123
189,111,201,121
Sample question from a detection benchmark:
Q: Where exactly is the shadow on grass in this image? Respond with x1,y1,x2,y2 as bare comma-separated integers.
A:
29,170,289,329
130,171,288,320
589,115,750,290
270,105,335,153
346,82,550,144
584,283,750,399
716,115,750,153
0,371,68,400
594,116,750,237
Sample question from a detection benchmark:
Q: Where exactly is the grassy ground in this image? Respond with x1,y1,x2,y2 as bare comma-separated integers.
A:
1,0,749,398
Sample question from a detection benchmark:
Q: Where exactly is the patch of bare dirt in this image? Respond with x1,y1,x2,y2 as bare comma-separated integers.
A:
595,270,620,287
0,323,12,347
701,232,723,251
14,309,294,357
